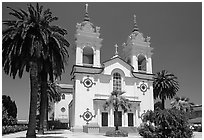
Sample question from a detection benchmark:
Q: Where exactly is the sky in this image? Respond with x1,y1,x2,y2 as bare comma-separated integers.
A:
2,2,202,120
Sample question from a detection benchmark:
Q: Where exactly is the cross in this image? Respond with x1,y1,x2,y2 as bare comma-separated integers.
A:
115,44,118,55
134,14,137,24
85,3,88,13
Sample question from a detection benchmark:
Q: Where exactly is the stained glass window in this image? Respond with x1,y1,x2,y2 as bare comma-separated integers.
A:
113,72,121,91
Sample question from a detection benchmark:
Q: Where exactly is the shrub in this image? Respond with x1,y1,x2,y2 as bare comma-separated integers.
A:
197,126,202,132
2,125,28,135
105,129,128,137
2,107,17,126
48,120,68,129
138,108,193,138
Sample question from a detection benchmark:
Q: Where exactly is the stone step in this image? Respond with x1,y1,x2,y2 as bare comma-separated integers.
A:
99,127,138,133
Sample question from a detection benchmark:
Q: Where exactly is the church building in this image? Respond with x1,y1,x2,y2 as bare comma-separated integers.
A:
54,4,154,132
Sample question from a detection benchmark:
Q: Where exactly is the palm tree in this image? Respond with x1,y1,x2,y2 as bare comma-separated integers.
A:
154,101,163,110
43,81,61,131
153,70,179,110
103,90,131,131
36,81,61,130
2,3,69,137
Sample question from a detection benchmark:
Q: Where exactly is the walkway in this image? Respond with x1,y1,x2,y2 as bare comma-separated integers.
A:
2,129,142,138
2,129,202,138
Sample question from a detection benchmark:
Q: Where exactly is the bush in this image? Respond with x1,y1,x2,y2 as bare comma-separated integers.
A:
194,126,202,132
197,126,202,132
2,125,28,135
105,129,128,137
138,109,193,138
48,120,68,130
2,107,17,126
138,122,161,138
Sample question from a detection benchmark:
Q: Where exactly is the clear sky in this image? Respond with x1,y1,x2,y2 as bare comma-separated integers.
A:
2,2,202,120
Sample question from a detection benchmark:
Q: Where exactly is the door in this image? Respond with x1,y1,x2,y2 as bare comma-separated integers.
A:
102,112,108,126
128,113,134,126
114,111,122,126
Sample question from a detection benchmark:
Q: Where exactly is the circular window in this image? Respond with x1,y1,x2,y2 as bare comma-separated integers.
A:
85,80,91,86
140,84,147,92
61,107,66,112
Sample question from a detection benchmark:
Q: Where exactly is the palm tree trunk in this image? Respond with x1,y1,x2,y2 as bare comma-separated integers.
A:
43,96,48,131
115,108,119,131
162,98,165,110
26,62,38,138
38,70,47,134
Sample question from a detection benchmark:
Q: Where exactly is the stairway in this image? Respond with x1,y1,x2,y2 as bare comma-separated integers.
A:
99,127,138,133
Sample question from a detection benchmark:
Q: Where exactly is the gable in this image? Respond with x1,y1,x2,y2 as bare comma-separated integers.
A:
102,57,133,77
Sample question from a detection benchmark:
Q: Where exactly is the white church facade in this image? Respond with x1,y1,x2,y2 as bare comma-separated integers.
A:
54,4,154,132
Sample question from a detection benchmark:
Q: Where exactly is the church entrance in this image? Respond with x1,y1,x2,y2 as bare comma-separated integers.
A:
101,112,108,126
128,113,134,126
114,111,122,126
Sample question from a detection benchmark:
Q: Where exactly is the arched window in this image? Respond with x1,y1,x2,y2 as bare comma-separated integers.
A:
113,73,121,91
62,94,65,100
138,54,146,71
83,47,93,65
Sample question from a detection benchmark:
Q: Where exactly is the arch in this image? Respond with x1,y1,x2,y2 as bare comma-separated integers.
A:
113,72,122,91
83,46,94,65
111,68,125,77
138,54,146,71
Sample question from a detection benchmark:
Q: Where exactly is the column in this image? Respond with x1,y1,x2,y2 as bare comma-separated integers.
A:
76,47,82,65
109,108,114,127
135,109,138,127
94,48,100,67
147,57,152,74
149,84,154,110
132,55,138,72
124,112,128,127
97,108,101,127
93,48,97,67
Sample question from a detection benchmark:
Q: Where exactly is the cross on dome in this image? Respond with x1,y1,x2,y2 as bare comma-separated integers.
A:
111,44,119,59
84,3,90,21
115,44,118,55
133,14,139,32
85,3,88,13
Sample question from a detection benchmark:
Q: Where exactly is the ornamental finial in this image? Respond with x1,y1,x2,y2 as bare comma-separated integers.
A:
133,14,139,32
134,14,136,24
85,3,88,13
84,3,90,21
115,44,118,55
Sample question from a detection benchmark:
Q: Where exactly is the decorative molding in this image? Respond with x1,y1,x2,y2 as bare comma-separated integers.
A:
80,76,96,91
80,108,96,124
137,81,150,95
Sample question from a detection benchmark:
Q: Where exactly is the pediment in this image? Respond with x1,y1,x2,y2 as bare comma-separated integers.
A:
102,56,134,77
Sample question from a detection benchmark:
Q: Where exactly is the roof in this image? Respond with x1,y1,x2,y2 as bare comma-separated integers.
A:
102,55,134,70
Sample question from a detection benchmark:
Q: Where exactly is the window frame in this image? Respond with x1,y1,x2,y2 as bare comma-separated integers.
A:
113,72,122,91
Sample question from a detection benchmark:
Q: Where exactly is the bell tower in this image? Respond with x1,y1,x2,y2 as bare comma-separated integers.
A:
75,4,102,67
122,15,153,74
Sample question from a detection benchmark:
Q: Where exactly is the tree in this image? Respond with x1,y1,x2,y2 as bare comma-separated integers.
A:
2,95,17,119
154,101,163,110
103,90,131,131
170,96,194,119
138,108,193,138
41,81,61,131
153,70,179,109
2,3,69,137
2,106,17,126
